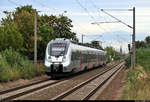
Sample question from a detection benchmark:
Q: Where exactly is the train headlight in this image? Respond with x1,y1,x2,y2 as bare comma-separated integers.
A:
47,56,52,62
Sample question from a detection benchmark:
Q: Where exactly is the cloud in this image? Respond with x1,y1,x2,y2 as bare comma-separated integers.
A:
70,7,150,41
102,39,129,53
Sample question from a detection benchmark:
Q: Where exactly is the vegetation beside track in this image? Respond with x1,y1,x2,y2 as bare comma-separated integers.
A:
0,48,45,82
121,49,150,100
105,46,125,63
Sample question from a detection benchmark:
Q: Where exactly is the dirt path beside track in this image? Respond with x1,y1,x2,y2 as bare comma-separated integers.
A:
96,68,128,100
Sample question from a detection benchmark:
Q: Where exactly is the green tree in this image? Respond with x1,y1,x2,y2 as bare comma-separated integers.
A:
145,36,150,48
91,41,103,49
105,46,118,62
135,40,146,49
105,47,115,56
145,36,150,45
0,23,23,51
135,36,150,49
83,42,92,47
40,15,78,41
37,25,55,59
55,15,77,39
2,5,37,58
13,6,36,58
1,5,78,60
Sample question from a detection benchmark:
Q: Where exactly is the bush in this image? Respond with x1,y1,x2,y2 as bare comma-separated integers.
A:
136,49,150,72
121,65,150,100
122,49,150,99
20,60,36,79
22,65,36,79
0,58,11,82
125,55,131,68
9,66,21,81
0,48,42,82
36,64,45,76
125,49,150,72
1,48,25,68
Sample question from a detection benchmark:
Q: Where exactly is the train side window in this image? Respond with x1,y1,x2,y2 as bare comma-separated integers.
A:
77,50,80,60
75,51,78,60
71,51,74,60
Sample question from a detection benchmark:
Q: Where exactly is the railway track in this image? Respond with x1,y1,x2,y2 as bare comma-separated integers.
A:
0,78,50,95
0,78,65,101
51,61,125,100
0,61,123,101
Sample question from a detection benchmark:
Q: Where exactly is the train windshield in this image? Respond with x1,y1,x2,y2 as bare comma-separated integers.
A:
50,43,66,56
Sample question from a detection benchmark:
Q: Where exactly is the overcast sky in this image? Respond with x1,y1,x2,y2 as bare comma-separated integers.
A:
0,0,150,53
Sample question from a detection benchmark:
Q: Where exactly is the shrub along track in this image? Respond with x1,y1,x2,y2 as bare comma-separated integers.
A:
0,61,122,101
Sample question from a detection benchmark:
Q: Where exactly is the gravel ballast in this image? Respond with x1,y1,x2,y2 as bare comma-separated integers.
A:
21,62,118,100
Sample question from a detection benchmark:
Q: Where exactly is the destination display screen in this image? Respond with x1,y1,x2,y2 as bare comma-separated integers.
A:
50,43,66,56
52,47,65,51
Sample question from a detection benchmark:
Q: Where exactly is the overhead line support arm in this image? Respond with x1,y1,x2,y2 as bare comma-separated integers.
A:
101,9,133,29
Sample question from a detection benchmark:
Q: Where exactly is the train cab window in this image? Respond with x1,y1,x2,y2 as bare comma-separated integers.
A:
50,43,67,56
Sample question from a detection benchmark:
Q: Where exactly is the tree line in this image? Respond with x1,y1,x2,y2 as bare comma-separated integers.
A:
0,5,78,60
136,36,150,49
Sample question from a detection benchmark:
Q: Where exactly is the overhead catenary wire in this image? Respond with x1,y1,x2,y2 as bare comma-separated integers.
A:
33,0,67,16
88,0,113,33
101,9,133,29
88,0,128,50
7,0,22,6
75,0,126,50
89,0,127,39
98,9,131,50
107,10,132,45
75,0,107,34
88,0,128,46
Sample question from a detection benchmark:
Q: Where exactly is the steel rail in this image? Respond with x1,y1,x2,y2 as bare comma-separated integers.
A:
83,64,124,100
1,79,64,101
0,78,50,95
51,61,124,100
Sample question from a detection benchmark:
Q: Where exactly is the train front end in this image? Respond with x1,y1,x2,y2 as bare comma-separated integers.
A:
44,38,71,77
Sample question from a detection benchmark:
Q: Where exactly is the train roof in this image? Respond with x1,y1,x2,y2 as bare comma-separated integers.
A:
48,38,106,53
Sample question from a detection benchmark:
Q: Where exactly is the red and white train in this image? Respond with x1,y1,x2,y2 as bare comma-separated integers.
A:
44,38,107,78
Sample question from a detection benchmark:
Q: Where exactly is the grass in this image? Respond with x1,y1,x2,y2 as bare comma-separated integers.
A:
121,65,150,100
36,64,45,76
136,49,150,73
0,48,45,82
121,49,150,100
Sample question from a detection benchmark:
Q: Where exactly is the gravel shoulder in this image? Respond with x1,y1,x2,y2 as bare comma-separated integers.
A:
96,67,128,100
0,75,49,92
